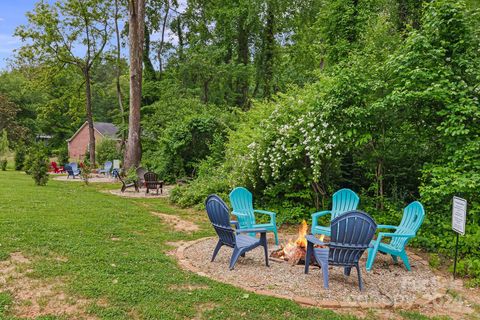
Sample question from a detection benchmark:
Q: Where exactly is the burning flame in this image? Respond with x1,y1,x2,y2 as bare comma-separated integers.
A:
274,220,326,262
296,220,309,247
283,220,310,258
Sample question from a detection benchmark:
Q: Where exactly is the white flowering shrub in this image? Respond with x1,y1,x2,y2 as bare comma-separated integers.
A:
226,86,344,192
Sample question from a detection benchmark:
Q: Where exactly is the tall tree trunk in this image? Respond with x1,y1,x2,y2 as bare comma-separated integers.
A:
124,0,146,170
236,14,249,109
157,4,169,80
376,159,384,210
84,67,96,166
175,17,184,62
114,0,125,144
262,2,275,99
143,25,156,81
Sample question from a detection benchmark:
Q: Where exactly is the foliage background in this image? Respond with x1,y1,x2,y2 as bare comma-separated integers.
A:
1,0,479,283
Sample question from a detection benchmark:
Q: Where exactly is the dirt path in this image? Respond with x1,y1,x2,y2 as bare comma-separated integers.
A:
0,252,97,319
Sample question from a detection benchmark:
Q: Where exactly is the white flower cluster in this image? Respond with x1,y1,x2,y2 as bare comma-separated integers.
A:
249,104,343,184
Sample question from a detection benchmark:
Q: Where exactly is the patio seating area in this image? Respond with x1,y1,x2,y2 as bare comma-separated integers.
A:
177,236,448,309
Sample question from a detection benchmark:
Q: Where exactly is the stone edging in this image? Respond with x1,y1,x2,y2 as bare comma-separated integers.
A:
174,237,447,310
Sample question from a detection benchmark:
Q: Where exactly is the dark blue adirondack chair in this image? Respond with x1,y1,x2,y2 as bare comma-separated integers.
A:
366,201,425,271
229,187,279,245
98,161,112,176
64,163,80,179
305,210,377,291
311,188,360,237
205,195,269,270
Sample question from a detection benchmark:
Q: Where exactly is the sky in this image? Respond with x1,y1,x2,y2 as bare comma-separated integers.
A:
0,0,184,71
0,0,40,70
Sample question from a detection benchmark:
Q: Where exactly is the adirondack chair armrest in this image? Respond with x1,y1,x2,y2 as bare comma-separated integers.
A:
231,211,248,218
376,232,415,243
306,234,328,246
230,220,239,228
236,228,268,234
377,225,399,230
253,210,276,224
311,210,331,228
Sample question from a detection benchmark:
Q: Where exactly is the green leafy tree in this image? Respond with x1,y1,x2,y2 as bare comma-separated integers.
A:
15,0,113,166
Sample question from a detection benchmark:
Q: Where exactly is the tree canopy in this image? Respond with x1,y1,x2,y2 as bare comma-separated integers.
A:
1,0,480,285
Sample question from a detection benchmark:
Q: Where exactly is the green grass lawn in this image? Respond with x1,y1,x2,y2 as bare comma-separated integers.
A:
0,171,447,320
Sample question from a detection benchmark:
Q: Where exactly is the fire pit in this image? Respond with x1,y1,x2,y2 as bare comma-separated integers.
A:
271,220,326,265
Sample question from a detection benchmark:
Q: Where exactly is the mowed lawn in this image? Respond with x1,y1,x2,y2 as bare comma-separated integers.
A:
0,171,355,320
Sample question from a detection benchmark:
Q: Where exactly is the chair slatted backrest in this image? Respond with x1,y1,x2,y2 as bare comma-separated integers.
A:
144,171,158,188
69,162,79,172
229,187,256,228
390,201,425,250
64,164,73,175
104,161,113,172
329,211,377,265
205,195,236,247
331,188,360,220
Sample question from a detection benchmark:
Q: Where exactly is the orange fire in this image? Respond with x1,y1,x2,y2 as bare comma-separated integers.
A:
283,220,309,259
272,220,326,263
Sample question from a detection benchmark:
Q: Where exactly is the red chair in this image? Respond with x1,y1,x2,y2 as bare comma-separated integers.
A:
51,162,64,174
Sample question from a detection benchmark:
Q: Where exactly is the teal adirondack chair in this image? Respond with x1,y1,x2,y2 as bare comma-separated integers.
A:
229,187,279,245
311,188,359,237
366,201,425,271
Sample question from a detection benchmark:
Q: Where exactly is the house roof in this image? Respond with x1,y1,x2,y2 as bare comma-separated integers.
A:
67,121,120,142
94,122,119,139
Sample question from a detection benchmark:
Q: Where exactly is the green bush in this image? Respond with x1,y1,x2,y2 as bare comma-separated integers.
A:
80,164,92,185
96,138,121,165
170,161,230,209
142,96,236,182
453,258,480,287
83,147,90,166
25,145,49,186
14,144,26,170
56,146,69,165
0,129,9,171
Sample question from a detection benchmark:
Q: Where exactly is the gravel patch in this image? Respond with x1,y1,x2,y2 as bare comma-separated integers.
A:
102,185,173,198
180,237,448,309
53,175,117,183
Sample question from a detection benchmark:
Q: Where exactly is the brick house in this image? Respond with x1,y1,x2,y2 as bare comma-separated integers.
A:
67,122,120,160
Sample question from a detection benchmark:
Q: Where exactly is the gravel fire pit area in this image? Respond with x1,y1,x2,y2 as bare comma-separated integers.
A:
176,237,451,310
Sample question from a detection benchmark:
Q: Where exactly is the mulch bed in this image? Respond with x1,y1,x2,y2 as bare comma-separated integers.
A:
176,236,452,310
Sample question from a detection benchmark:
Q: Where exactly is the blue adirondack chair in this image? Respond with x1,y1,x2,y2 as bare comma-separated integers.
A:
305,210,377,291
65,163,80,179
366,201,425,272
311,188,360,237
206,194,269,270
98,161,112,176
229,187,279,245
